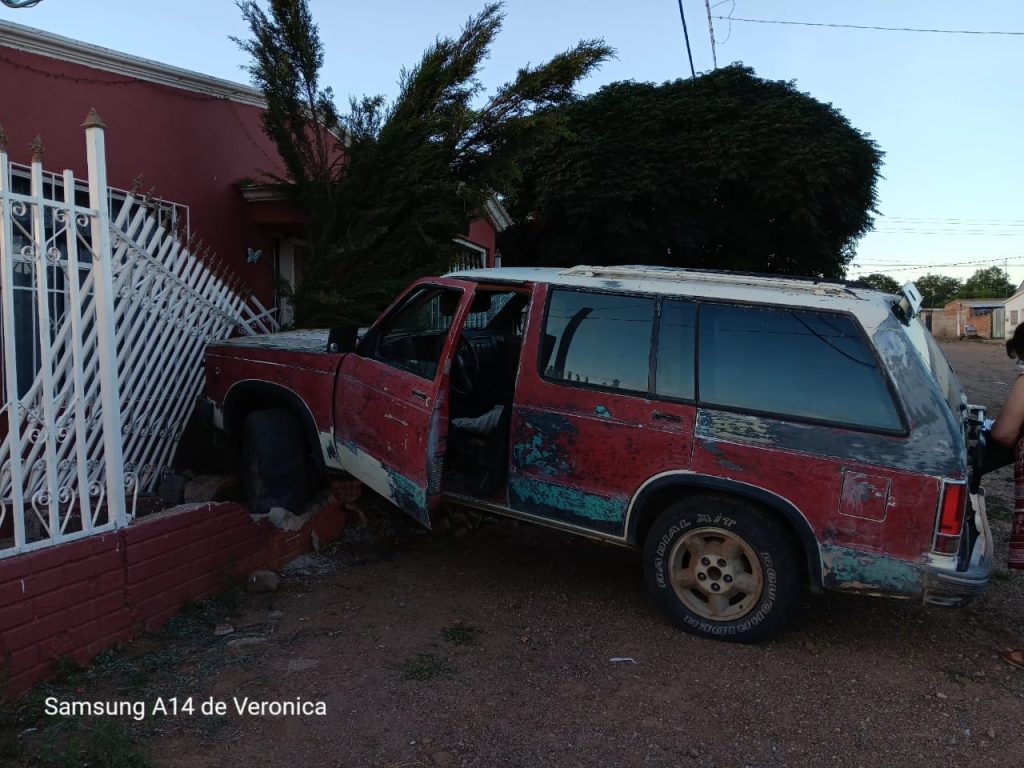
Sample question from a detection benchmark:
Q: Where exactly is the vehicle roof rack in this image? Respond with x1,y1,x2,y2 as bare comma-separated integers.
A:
559,265,868,293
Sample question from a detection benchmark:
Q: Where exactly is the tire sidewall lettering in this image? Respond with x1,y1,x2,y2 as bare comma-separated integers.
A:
653,520,694,589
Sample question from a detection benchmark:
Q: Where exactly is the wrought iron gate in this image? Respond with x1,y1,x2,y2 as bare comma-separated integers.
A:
0,112,276,558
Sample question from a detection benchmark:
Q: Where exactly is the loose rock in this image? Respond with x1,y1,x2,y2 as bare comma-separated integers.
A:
246,570,280,593
183,474,235,503
158,474,186,505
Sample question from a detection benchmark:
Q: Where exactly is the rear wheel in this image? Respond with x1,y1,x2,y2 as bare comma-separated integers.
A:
241,409,310,515
643,494,802,642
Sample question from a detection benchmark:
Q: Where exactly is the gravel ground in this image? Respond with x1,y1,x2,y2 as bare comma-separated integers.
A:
7,339,1024,768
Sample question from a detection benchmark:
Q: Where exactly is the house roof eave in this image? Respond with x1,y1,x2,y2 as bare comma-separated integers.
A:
483,196,513,232
0,19,265,108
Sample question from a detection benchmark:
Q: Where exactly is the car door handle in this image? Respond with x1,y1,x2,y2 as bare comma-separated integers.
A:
652,410,683,423
411,389,428,401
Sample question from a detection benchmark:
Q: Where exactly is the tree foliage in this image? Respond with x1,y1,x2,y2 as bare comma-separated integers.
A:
914,273,962,307
958,266,1014,300
236,0,611,326
859,273,900,294
498,66,882,279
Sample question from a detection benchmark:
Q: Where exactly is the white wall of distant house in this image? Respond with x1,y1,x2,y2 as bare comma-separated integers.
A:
1005,291,1024,338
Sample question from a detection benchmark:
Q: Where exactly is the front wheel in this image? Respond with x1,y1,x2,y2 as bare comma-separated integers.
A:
643,494,802,643
241,409,310,515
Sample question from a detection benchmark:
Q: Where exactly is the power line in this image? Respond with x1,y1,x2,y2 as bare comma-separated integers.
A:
871,230,1024,236
676,0,696,78
880,218,1024,226
873,232,1024,236
713,16,1024,36
856,259,1024,274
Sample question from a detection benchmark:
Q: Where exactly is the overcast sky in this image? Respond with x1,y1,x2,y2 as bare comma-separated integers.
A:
3,0,1022,287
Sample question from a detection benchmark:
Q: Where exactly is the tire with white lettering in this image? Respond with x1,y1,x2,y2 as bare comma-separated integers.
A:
643,494,802,643
241,409,310,515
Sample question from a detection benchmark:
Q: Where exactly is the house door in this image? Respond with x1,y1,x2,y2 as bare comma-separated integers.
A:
993,307,1006,339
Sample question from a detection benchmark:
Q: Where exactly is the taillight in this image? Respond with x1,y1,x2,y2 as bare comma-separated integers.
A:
933,480,967,555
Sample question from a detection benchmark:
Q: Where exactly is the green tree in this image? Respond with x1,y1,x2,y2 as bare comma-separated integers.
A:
236,0,611,326
498,66,882,278
914,273,962,308
859,273,900,293
958,266,1014,299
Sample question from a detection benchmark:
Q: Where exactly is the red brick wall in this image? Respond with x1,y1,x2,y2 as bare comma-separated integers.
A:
0,501,345,699
935,302,998,339
969,312,994,339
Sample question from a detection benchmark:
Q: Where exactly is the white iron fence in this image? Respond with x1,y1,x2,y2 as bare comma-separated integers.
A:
0,113,276,558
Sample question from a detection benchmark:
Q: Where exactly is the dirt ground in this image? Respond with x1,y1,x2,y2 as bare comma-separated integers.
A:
5,339,1024,768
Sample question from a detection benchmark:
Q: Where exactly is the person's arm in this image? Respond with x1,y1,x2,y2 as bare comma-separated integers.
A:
991,375,1024,447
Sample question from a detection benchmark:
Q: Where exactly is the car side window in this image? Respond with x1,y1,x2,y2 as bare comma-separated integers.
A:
540,289,656,393
368,286,462,380
655,299,697,401
698,303,903,432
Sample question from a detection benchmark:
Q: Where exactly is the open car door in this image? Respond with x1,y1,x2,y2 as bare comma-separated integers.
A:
332,278,477,527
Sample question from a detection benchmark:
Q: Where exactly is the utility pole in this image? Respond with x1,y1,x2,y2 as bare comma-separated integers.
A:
703,0,718,69
676,0,697,78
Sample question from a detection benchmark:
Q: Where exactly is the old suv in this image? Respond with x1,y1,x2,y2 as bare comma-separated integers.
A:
203,265,993,642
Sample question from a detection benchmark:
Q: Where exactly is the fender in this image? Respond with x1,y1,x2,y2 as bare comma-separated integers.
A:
223,379,326,472
625,470,824,592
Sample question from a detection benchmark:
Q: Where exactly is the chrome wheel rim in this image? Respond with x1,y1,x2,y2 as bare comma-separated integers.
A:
668,527,764,621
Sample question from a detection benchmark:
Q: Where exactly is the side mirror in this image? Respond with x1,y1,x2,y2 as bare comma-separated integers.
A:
327,325,359,354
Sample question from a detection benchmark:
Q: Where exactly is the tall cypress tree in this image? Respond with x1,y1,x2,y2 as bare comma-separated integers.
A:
236,1,611,326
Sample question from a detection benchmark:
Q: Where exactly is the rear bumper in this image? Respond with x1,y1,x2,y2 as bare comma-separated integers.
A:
923,489,993,606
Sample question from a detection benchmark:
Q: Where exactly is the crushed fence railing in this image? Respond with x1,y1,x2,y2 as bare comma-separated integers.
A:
0,112,276,558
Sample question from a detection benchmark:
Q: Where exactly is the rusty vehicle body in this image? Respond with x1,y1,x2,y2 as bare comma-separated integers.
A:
201,265,993,641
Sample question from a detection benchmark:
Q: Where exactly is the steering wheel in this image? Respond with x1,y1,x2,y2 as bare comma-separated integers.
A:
452,336,480,395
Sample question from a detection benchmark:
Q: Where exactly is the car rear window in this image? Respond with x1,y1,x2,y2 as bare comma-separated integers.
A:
698,303,904,432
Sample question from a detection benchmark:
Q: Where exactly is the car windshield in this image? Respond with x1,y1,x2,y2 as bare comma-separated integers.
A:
905,317,965,420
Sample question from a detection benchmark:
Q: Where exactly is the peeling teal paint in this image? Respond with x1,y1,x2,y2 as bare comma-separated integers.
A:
513,433,571,475
509,476,625,534
334,435,359,454
333,435,429,527
512,411,576,477
821,544,923,596
385,467,428,525
594,405,611,419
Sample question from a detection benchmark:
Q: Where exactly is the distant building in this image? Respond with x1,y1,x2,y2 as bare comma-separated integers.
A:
1002,282,1024,338
932,299,1006,339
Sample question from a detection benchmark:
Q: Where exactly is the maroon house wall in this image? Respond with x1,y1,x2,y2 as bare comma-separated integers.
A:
1,47,286,303
0,500,348,699
467,219,497,265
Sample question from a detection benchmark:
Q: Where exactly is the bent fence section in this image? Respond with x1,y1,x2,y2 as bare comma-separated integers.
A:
0,114,277,559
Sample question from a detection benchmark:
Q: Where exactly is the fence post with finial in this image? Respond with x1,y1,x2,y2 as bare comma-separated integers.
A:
82,107,127,527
